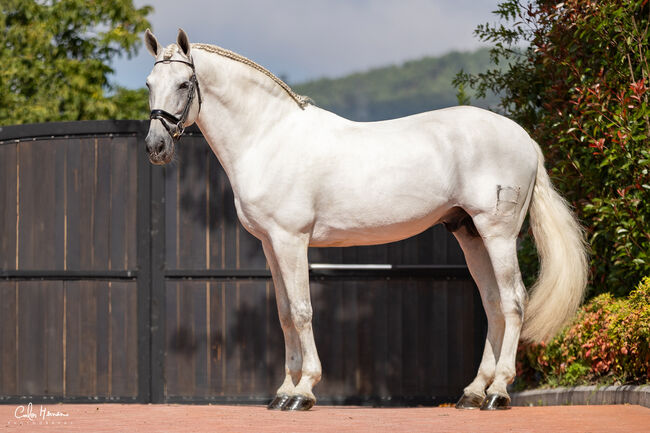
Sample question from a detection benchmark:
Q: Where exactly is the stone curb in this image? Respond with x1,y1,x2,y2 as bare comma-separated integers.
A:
511,385,650,408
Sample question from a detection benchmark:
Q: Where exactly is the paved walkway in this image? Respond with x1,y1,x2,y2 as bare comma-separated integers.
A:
2,404,648,432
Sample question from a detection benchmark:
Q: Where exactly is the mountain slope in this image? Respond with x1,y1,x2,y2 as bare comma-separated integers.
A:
293,48,498,122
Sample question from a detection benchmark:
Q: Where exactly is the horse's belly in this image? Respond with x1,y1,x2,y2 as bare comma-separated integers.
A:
309,198,450,247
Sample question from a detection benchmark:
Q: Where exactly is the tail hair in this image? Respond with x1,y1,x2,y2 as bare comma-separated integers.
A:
521,145,589,343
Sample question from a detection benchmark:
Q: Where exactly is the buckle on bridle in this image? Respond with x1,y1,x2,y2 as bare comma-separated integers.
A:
172,123,185,140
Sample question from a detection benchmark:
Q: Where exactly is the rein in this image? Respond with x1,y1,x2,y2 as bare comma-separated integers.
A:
149,58,202,141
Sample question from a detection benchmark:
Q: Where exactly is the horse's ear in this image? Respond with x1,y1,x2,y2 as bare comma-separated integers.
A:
144,28,160,57
177,28,191,57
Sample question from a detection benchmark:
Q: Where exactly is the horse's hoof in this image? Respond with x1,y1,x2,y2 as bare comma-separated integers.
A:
281,395,315,411
455,393,485,409
267,394,291,410
480,394,511,410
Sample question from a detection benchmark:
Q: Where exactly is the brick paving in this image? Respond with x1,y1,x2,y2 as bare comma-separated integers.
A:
2,403,648,432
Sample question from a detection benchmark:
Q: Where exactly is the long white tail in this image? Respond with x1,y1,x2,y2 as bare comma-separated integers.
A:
521,146,589,343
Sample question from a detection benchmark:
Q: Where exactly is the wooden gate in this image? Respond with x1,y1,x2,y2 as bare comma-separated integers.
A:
0,121,485,405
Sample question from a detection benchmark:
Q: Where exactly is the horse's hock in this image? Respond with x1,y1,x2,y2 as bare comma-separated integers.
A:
0,120,485,405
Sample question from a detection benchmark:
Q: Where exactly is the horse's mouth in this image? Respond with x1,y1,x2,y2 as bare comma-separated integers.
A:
148,152,173,165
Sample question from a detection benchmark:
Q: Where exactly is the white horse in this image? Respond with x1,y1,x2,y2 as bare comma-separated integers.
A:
143,29,588,411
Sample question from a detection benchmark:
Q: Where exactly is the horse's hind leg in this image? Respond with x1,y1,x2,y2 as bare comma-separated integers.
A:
263,241,303,410
472,213,528,410
451,224,504,409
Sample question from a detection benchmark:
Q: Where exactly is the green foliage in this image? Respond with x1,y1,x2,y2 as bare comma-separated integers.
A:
0,0,151,125
517,277,650,388
455,0,650,297
294,49,501,121
107,87,149,120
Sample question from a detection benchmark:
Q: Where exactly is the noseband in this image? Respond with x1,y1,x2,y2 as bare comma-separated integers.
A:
149,58,202,141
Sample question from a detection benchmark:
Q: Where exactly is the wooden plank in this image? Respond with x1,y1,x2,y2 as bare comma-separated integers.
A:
235,280,261,393
401,279,418,395
164,160,179,269
341,280,359,396
67,138,96,270
429,280,449,395
224,281,240,394
163,281,179,397
110,281,138,397
208,282,225,395
109,138,128,270
386,282,403,397
17,280,44,395
16,142,33,270
372,279,389,397
222,170,239,270
65,280,98,396
54,139,66,270
125,137,138,270
208,158,225,270
93,138,112,270
18,141,57,269
356,280,373,396
171,281,200,396
0,281,17,395
192,282,209,397
44,281,64,396
95,281,110,395
125,281,138,397
446,280,464,394
414,280,431,396
177,140,207,269
17,281,63,395
0,144,17,270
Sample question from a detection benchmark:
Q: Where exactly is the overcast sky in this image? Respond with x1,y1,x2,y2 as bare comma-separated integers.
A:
112,0,499,89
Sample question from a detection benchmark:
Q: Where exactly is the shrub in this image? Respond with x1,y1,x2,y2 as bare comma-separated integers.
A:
455,0,650,297
516,277,650,388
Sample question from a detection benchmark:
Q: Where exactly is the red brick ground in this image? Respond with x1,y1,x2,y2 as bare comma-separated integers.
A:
2,404,648,432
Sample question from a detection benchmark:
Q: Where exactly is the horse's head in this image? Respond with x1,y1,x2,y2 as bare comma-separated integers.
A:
144,28,202,165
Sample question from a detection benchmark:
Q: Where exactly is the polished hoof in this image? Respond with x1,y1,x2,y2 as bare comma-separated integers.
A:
480,394,511,410
455,393,485,410
267,394,291,410
281,395,315,411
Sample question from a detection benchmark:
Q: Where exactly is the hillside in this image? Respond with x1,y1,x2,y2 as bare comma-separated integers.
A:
293,48,499,122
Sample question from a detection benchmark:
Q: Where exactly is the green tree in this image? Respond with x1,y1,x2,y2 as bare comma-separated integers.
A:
0,0,151,125
108,86,149,120
455,0,650,297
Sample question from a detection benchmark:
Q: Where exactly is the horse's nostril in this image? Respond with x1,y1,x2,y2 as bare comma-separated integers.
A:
155,142,165,154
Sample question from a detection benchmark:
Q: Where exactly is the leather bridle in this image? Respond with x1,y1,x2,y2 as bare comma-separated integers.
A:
149,58,202,141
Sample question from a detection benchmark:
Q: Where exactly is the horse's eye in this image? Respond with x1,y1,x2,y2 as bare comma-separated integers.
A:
145,82,150,89
179,82,189,90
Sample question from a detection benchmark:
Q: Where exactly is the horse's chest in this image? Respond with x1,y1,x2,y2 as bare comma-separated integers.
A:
232,197,265,237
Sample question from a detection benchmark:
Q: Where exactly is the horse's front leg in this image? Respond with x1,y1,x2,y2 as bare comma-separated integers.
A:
263,241,303,410
266,232,321,411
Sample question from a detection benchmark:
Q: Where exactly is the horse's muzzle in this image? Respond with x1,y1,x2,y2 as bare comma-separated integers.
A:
145,131,174,165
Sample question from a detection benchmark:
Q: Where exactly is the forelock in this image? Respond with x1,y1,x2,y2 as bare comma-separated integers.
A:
163,44,179,60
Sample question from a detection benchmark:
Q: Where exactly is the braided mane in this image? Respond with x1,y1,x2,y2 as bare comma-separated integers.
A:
190,43,311,109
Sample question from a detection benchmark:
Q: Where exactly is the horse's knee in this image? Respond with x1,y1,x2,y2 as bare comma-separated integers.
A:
290,301,313,330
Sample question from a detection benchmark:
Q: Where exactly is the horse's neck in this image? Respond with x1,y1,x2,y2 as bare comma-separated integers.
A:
193,50,301,189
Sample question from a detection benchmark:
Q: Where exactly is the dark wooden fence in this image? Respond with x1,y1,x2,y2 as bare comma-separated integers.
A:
0,120,486,405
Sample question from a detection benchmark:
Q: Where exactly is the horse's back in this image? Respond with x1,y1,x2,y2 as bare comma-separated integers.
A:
299,105,538,246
